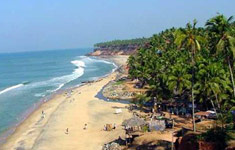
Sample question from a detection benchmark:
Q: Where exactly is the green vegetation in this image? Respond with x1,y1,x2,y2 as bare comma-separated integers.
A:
142,125,149,132
197,127,234,149
133,94,151,108
114,80,124,85
94,37,150,48
127,14,235,134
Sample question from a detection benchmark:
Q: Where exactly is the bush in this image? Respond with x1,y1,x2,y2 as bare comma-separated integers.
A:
197,127,233,149
142,125,149,132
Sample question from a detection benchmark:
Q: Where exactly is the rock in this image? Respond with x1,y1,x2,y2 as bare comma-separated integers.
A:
102,80,134,100
102,142,121,150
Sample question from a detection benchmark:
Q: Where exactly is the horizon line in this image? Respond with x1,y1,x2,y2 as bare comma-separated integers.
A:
0,47,94,54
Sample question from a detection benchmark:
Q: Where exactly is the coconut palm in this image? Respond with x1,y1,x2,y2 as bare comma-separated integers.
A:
194,59,232,116
174,19,205,132
128,55,139,79
206,14,235,96
167,63,191,96
127,15,234,132
133,93,151,108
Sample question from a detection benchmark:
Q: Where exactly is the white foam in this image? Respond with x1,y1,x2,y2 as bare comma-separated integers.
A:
6,56,116,98
85,57,112,64
0,84,24,95
71,60,86,67
34,93,46,97
45,83,65,94
77,56,87,59
80,56,118,74
80,57,117,68
29,60,85,94
97,59,113,65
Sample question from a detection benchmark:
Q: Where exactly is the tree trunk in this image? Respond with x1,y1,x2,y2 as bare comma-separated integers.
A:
228,60,235,97
192,55,196,132
210,98,218,118
192,82,196,132
215,94,221,110
215,94,225,129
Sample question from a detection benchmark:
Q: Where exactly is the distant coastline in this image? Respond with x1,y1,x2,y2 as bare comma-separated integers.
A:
88,38,149,56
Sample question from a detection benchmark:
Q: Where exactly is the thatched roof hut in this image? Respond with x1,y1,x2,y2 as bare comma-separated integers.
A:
122,116,146,127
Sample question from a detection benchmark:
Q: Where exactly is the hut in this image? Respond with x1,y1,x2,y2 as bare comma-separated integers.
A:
122,116,146,132
149,119,166,131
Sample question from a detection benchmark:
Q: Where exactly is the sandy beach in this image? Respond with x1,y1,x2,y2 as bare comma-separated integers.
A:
1,56,132,150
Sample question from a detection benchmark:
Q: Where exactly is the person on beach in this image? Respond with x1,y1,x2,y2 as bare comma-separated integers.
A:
83,124,87,130
41,110,45,118
113,123,116,130
65,128,69,134
104,125,107,131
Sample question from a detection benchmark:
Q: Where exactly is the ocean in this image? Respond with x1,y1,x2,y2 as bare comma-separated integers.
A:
0,48,116,137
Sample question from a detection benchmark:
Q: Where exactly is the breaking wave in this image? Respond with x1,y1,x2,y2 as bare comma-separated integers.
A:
0,56,116,98
32,60,85,97
0,84,24,95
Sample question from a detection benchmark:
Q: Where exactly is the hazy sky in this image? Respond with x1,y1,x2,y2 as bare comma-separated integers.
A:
0,0,234,53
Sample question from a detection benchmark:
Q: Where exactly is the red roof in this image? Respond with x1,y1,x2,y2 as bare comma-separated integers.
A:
195,111,210,116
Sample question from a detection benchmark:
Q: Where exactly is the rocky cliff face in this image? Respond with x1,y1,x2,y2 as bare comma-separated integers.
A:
88,45,139,56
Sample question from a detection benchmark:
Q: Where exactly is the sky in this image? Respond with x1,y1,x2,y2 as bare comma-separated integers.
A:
0,0,235,53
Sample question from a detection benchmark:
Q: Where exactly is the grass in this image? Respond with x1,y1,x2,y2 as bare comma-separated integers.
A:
114,80,124,85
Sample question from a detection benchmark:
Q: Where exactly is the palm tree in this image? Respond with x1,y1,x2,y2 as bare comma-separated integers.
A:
194,60,232,117
135,48,150,86
174,19,204,132
206,14,235,97
128,55,138,79
128,48,150,85
167,63,191,96
133,93,151,108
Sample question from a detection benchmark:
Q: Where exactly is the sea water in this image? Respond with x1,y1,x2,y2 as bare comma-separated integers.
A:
0,48,116,136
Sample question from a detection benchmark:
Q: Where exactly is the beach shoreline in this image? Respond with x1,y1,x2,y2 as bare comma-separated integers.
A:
0,55,122,144
0,55,131,150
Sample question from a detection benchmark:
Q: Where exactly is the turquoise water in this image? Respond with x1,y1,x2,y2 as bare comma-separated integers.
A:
0,48,115,135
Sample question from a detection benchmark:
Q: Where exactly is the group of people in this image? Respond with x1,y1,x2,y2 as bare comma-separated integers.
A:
124,126,134,145
83,124,87,130
64,90,75,98
64,90,85,135
69,98,75,103
103,123,116,131
169,106,187,116
124,125,131,131
65,123,118,135
65,123,88,135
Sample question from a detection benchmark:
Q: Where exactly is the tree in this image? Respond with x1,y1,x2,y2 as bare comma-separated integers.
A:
132,93,151,108
194,57,232,117
206,14,235,97
167,63,191,96
127,14,235,133
128,55,138,79
174,19,205,132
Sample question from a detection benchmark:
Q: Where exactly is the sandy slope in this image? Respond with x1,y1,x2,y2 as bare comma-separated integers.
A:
1,64,132,150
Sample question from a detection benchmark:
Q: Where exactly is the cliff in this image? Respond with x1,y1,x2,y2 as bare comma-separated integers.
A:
88,45,139,56
88,38,150,56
